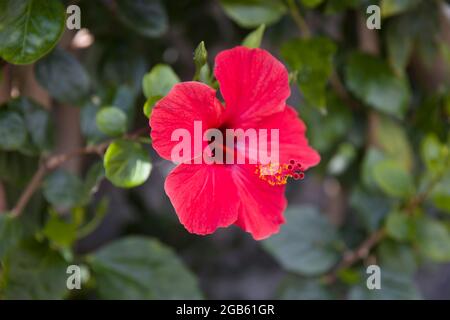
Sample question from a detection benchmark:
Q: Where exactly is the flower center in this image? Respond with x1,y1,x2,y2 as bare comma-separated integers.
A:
255,159,305,186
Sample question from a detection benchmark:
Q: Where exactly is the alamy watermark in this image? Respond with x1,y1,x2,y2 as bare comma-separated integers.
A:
367,5,381,30
170,121,280,166
366,265,381,290
66,5,81,30
66,265,82,290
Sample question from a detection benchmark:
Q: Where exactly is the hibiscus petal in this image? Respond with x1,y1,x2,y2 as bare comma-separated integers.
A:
150,82,223,162
165,164,240,235
214,46,290,127
257,106,321,170
231,165,287,240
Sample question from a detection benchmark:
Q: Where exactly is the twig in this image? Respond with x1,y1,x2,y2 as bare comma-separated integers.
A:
9,128,148,217
10,144,108,218
323,229,386,284
330,72,361,110
287,0,311,38
10,165,48,217
324,162,449,284
286,0,361,110
0,181,8,212
405,159,450,214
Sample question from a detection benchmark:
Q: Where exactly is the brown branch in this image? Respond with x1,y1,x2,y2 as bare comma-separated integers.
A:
287,0,311,38
10,165,47,217
286,0,361,110
323,11,386,285
285,5,390,283
330,72,361,110
324,229,386,284
0,182,7,213
9,128,149,217
0,64,11,212
325,163,449,284
10,143,109,218
405,156,450,214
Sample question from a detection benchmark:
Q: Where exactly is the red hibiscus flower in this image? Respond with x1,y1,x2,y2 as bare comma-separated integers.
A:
150,46,320,240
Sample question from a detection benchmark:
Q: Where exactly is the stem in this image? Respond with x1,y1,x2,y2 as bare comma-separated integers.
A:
324,11,385,284
76,200,107,239
0,182,6,212
11,165,47,217
330,72,361,110
324,229,386,284
9,128,148,217
406,160,450,214
287,0,311,38
286,0,362,111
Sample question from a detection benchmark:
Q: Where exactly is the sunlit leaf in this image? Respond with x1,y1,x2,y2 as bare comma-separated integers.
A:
103,140,152,188
0,0,65,64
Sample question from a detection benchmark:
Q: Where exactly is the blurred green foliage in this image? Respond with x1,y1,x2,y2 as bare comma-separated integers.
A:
0,0,449,300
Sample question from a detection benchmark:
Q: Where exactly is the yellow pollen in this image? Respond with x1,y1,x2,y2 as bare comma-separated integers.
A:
255,163,291,186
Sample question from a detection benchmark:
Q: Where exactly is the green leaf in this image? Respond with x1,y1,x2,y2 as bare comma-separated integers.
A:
0,214,23,259
350,186,391,232
220,0,287,28
385,211,414,242
95,107,127,137
80,102,107,144
277,276,332,299
385,16,414,75
421,133,448,173
431,174,450,213
42,211,77,248
142,64,180,113
0,111,26,151
115,0,168,38
301,0,324,8
409,2,439,63
100,49,147,94
9,97,53,152
361,147,386,190
385,2,439,73
0,151,38,186
348,268,421,300
83,161,105,199
374,116,414,170
0,240,68,299
77,198,108,239
242,24,265,48
103,140,152,188
345,52,410,119
0,0,65,64
301,92,352,153
263,206,341,276
378,240,417,275
36,48,91,105
337,268,361,285
281,37,336,110
373,160,414,199
143,96,160,118
415,216,450,262
325,0,358,13
43,170,85,210
381,0,422,18
88,237,203,299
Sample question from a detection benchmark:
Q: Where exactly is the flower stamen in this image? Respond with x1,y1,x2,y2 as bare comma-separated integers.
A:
255,159,305,186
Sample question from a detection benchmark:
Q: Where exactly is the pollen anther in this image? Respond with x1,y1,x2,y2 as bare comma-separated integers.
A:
255,160,305,186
